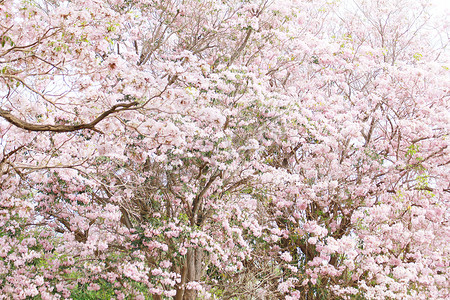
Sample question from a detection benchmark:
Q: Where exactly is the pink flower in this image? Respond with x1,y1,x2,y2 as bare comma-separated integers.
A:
34,276,44,286
280,251,293,262
308,237,318,245
87,283,100,291
160,260,172,268
186,281,202,291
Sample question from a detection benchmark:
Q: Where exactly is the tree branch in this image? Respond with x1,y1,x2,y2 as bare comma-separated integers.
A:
0,101,138,133
227,28,253,67
191,170,222,225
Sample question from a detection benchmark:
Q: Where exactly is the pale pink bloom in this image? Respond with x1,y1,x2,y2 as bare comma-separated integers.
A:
308,237,318,244
186,281,202,291
151,268,163,276
280,251,293,262
160,260,172,268
87,283,100,291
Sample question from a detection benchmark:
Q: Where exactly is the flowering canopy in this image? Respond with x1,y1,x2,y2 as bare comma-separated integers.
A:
0,0,449,299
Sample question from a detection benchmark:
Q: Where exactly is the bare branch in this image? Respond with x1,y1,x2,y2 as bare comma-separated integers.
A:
227,28,253,67
0,101,138,133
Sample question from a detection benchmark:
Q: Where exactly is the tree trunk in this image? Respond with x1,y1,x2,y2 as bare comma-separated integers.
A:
174,248,204,300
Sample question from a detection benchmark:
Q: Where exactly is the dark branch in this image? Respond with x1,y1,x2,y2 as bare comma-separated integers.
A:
228,28,253,67
0,101,138,133
191,170,222,225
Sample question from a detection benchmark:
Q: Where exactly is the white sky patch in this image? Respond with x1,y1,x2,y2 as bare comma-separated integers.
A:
432,0,450,10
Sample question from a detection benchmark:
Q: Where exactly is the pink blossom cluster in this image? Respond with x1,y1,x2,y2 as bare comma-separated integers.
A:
0,0,448,299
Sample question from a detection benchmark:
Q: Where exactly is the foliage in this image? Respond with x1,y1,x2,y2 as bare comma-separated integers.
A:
0,0,449,299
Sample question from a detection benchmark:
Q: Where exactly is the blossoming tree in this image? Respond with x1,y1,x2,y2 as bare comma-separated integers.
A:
0,0,448,299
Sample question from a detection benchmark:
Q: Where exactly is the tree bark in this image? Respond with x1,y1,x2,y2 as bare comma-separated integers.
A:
0,101,138,133
174,248,204,300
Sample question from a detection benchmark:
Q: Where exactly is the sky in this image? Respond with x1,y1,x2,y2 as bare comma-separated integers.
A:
432,0,450,11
